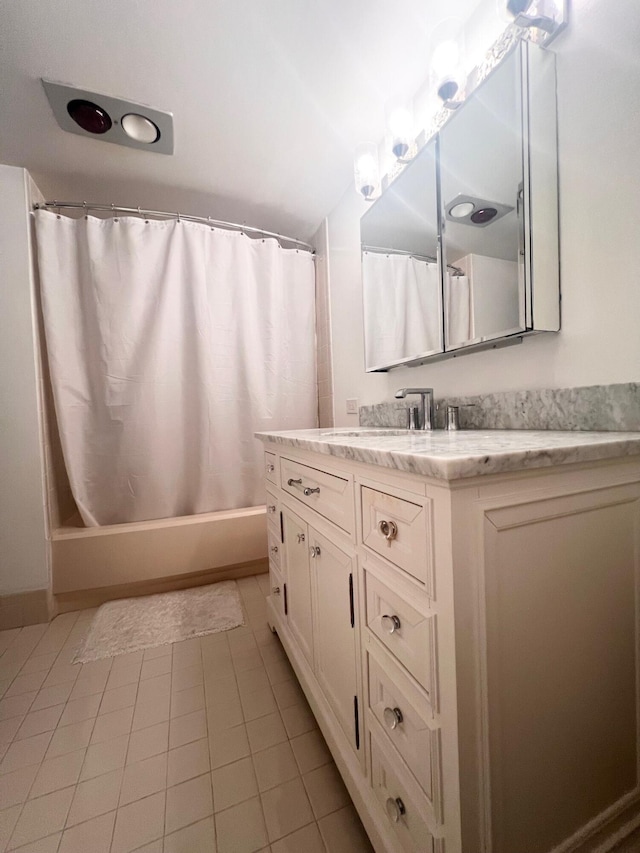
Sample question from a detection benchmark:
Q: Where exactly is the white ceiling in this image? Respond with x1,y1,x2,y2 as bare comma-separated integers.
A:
0,0,485,242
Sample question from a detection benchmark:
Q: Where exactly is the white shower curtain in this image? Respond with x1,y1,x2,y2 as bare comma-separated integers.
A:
362,252,442,368
35,210,317,526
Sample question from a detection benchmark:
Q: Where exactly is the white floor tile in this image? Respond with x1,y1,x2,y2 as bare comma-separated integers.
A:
66,767,123,826
111,791,165,853
214,796,268,853
165,773,213,835
211,756,258,812
8,786,74,849
58,810,116,853
29,748,85,798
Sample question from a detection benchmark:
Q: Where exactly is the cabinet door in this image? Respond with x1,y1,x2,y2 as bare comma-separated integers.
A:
282,506,314,666
310,528,360,752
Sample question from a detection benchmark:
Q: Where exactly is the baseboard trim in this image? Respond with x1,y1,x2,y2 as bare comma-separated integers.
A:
53,559,268,614
0,588,53,629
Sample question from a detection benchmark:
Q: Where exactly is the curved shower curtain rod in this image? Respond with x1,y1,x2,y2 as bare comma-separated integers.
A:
32,200,315,253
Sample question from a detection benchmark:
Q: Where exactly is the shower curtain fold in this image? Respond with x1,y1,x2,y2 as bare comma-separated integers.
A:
362,251,442,368
34,210,317,526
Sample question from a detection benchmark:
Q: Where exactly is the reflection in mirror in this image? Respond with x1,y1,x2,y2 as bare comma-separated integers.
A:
361,139,443,371
440,45,525,349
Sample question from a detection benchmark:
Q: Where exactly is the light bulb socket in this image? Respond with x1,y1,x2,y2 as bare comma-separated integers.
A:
392,140,410,160
437,79,460,103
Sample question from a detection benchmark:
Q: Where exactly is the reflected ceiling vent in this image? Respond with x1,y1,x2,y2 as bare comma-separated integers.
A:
42,80,173,155
445,194,514,227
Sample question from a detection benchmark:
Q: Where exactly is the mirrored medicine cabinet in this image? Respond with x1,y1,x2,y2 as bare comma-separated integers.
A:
361,39,560,372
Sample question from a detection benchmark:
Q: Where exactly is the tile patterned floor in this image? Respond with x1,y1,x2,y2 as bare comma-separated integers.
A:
0,575,374,853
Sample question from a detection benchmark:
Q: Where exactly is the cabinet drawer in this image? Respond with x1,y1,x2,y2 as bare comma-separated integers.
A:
361,486,432,587
370,729,437,853
265,451,278,485
281,457,353,534
365,571,437,704
265,488,280,532
267,528,282,570
367,645,441,820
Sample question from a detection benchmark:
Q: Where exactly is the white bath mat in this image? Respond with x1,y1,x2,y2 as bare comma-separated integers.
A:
74,580,245,663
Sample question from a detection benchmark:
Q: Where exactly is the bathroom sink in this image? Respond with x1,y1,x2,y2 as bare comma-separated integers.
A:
319,429,410,437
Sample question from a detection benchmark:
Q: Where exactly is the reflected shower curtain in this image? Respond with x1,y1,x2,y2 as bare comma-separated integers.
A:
35,210,317,526
363,251,441,368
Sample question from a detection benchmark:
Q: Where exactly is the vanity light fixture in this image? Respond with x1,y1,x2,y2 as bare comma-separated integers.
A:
42,80,174,154
354,142,380,201
505,0,568,46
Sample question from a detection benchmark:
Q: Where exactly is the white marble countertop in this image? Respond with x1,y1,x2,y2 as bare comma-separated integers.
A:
256,427,640,481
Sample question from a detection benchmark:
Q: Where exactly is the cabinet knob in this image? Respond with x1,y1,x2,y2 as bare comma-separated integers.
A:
309,545,321,558
297,533,306,544
267,464,275,473
381,614,401,634
383,706,403,730
378,519,398,546
385,797,406,823
270,545,279,555
267,505,277,514
303,486,321,496
272,586,280,595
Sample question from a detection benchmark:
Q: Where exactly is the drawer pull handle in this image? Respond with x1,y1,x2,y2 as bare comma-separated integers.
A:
386,797,406,823
267,464,275,473
288,478,321,498
381,614,401,634
378,519,398,545
270,545,279,555
267,505,277,514
297,533,306,544
272,586,280,595
383,706,403,730
309,545,321,558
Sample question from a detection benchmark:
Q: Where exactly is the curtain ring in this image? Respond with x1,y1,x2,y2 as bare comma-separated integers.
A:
208,216,213,231
112,203,118,223
82,200,88,220
55,199,61,219
176,212,181,223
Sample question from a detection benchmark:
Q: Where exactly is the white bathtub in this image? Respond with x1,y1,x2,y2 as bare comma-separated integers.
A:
52,505,268,610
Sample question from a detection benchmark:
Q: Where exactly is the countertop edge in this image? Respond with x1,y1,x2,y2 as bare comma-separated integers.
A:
255,430,640,482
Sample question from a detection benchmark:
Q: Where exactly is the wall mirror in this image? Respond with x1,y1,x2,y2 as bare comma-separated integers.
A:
361,138,442,371
361,40,559,372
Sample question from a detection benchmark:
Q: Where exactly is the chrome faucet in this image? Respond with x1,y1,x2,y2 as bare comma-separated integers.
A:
395,388,435,431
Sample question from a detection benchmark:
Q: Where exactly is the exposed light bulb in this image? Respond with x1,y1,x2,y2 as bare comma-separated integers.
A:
429,20,467,108
431,40,460,79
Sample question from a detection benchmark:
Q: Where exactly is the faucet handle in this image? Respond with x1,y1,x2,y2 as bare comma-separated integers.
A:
406,406,420,430
445,403,476,431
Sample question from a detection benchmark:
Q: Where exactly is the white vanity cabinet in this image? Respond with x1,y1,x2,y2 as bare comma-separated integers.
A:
260,433,640,853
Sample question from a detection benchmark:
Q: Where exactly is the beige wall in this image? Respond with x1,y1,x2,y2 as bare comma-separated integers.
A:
0,166,50,598
326,0,640,424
